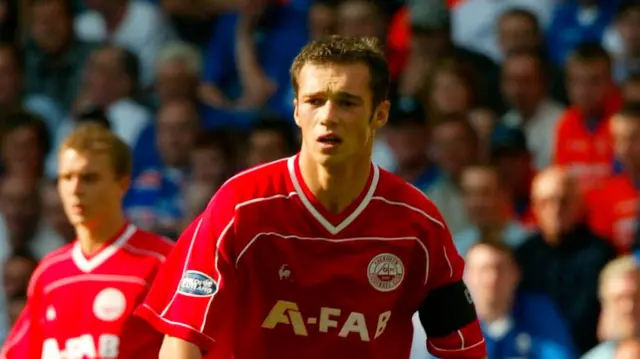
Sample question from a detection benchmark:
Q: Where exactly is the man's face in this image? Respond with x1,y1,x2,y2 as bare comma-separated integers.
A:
501,56,545,112
566,60,611,112
294,62,388,167
57,148,128,227
156,102,198,167
31,1,71,54
430,71,471,115
532,172,582,239
0,48,20,104
84,48,125,106
191,147,228,184
1,125,44,178
337,1,383,40
247,130,289,167
602,273,640,339
498,15,539,56
624,81,640,102
156,61,198,104
611,116,640,172
464,245,519,315
493,151,531,194
309,3,336,41
41,184,74,241
386,123,428,168
618,9,640,56
431,122,476,177
461,168,503,226
3,257,35,298
0,177,39,246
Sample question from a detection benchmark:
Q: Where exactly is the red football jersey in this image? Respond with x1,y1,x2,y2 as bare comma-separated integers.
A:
1,224,173,359
137,156,486,359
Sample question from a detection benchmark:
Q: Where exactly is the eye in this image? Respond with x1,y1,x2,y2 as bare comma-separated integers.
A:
306,98,325,106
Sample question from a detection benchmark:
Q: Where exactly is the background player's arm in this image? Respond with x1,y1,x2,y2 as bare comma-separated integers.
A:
418,213,487,359
160,335,202,359
135,187,239,357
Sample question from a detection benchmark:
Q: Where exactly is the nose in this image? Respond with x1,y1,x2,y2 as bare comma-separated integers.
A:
318,100,339,126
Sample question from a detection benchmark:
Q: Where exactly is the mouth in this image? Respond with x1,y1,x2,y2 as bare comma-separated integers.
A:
316,133,343,146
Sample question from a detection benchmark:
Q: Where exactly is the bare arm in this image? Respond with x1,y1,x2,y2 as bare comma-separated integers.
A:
159,336,202,359
234,16,276,109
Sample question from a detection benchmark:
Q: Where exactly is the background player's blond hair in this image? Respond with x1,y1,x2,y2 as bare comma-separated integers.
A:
59,123,132,180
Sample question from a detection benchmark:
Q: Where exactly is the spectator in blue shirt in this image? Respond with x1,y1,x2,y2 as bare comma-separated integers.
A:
411,241,576,359
124,98,199,239
468,241,576,359
198,0,308,128
455,165,530,257
547,0,622,66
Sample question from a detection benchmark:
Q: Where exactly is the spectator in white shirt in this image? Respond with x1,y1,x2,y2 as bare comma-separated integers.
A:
74,0,175,87
501,50,565,169
47,45,151,177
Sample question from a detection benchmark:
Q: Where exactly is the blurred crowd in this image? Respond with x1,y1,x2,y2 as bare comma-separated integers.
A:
1,0,640,358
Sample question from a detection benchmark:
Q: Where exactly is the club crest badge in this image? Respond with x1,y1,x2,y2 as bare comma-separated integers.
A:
93,288,127,322
368,253,405,292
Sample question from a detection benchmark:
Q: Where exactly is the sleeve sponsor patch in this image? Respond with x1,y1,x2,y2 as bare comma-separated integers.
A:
178,270,217,297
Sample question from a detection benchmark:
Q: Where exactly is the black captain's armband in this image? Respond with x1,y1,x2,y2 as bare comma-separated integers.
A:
418,280,477,337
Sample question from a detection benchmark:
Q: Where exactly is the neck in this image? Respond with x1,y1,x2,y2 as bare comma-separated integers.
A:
517,99,543,121
298,151,371,214
102,3,126,32
477,300,512,323
75,212,127,256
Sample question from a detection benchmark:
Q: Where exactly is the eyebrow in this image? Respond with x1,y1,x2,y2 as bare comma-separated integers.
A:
303,91,364,103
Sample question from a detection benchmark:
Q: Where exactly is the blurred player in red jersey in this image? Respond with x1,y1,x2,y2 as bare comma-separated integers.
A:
0,123,174,359
136,36,487,359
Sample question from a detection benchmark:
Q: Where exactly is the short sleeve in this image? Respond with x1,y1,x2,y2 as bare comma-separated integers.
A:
135,187,238,355
418,202,486,358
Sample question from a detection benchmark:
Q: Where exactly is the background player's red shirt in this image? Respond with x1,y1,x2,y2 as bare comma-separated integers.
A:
0,224,173,359
136,156,486,359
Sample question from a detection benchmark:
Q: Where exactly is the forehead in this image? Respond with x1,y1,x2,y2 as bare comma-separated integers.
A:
297,62,372,99
338,1,376,17
467,245,510,266
58,148,109,172
532,172,566,197
504,56,538,72
611,116,640,132
605,274,639,295
568,59,609,73
462,168,497,185
158,103,196,123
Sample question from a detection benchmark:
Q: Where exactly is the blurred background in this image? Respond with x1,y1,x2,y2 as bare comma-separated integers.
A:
2,0,640,357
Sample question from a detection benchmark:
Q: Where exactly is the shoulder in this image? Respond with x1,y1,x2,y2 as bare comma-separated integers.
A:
581,341,617,359
214,157,292,208
125,227,175,261
372,168,445,232
28,243,75,294
109,99,152,121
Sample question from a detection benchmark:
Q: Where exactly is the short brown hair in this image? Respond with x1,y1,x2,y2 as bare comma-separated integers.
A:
567,42,611,69
290,35,390,109
59,123,132,179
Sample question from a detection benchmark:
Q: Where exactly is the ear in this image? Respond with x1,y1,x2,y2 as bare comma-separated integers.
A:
293,98,301,128
119,175,131,193
371,100,390,131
